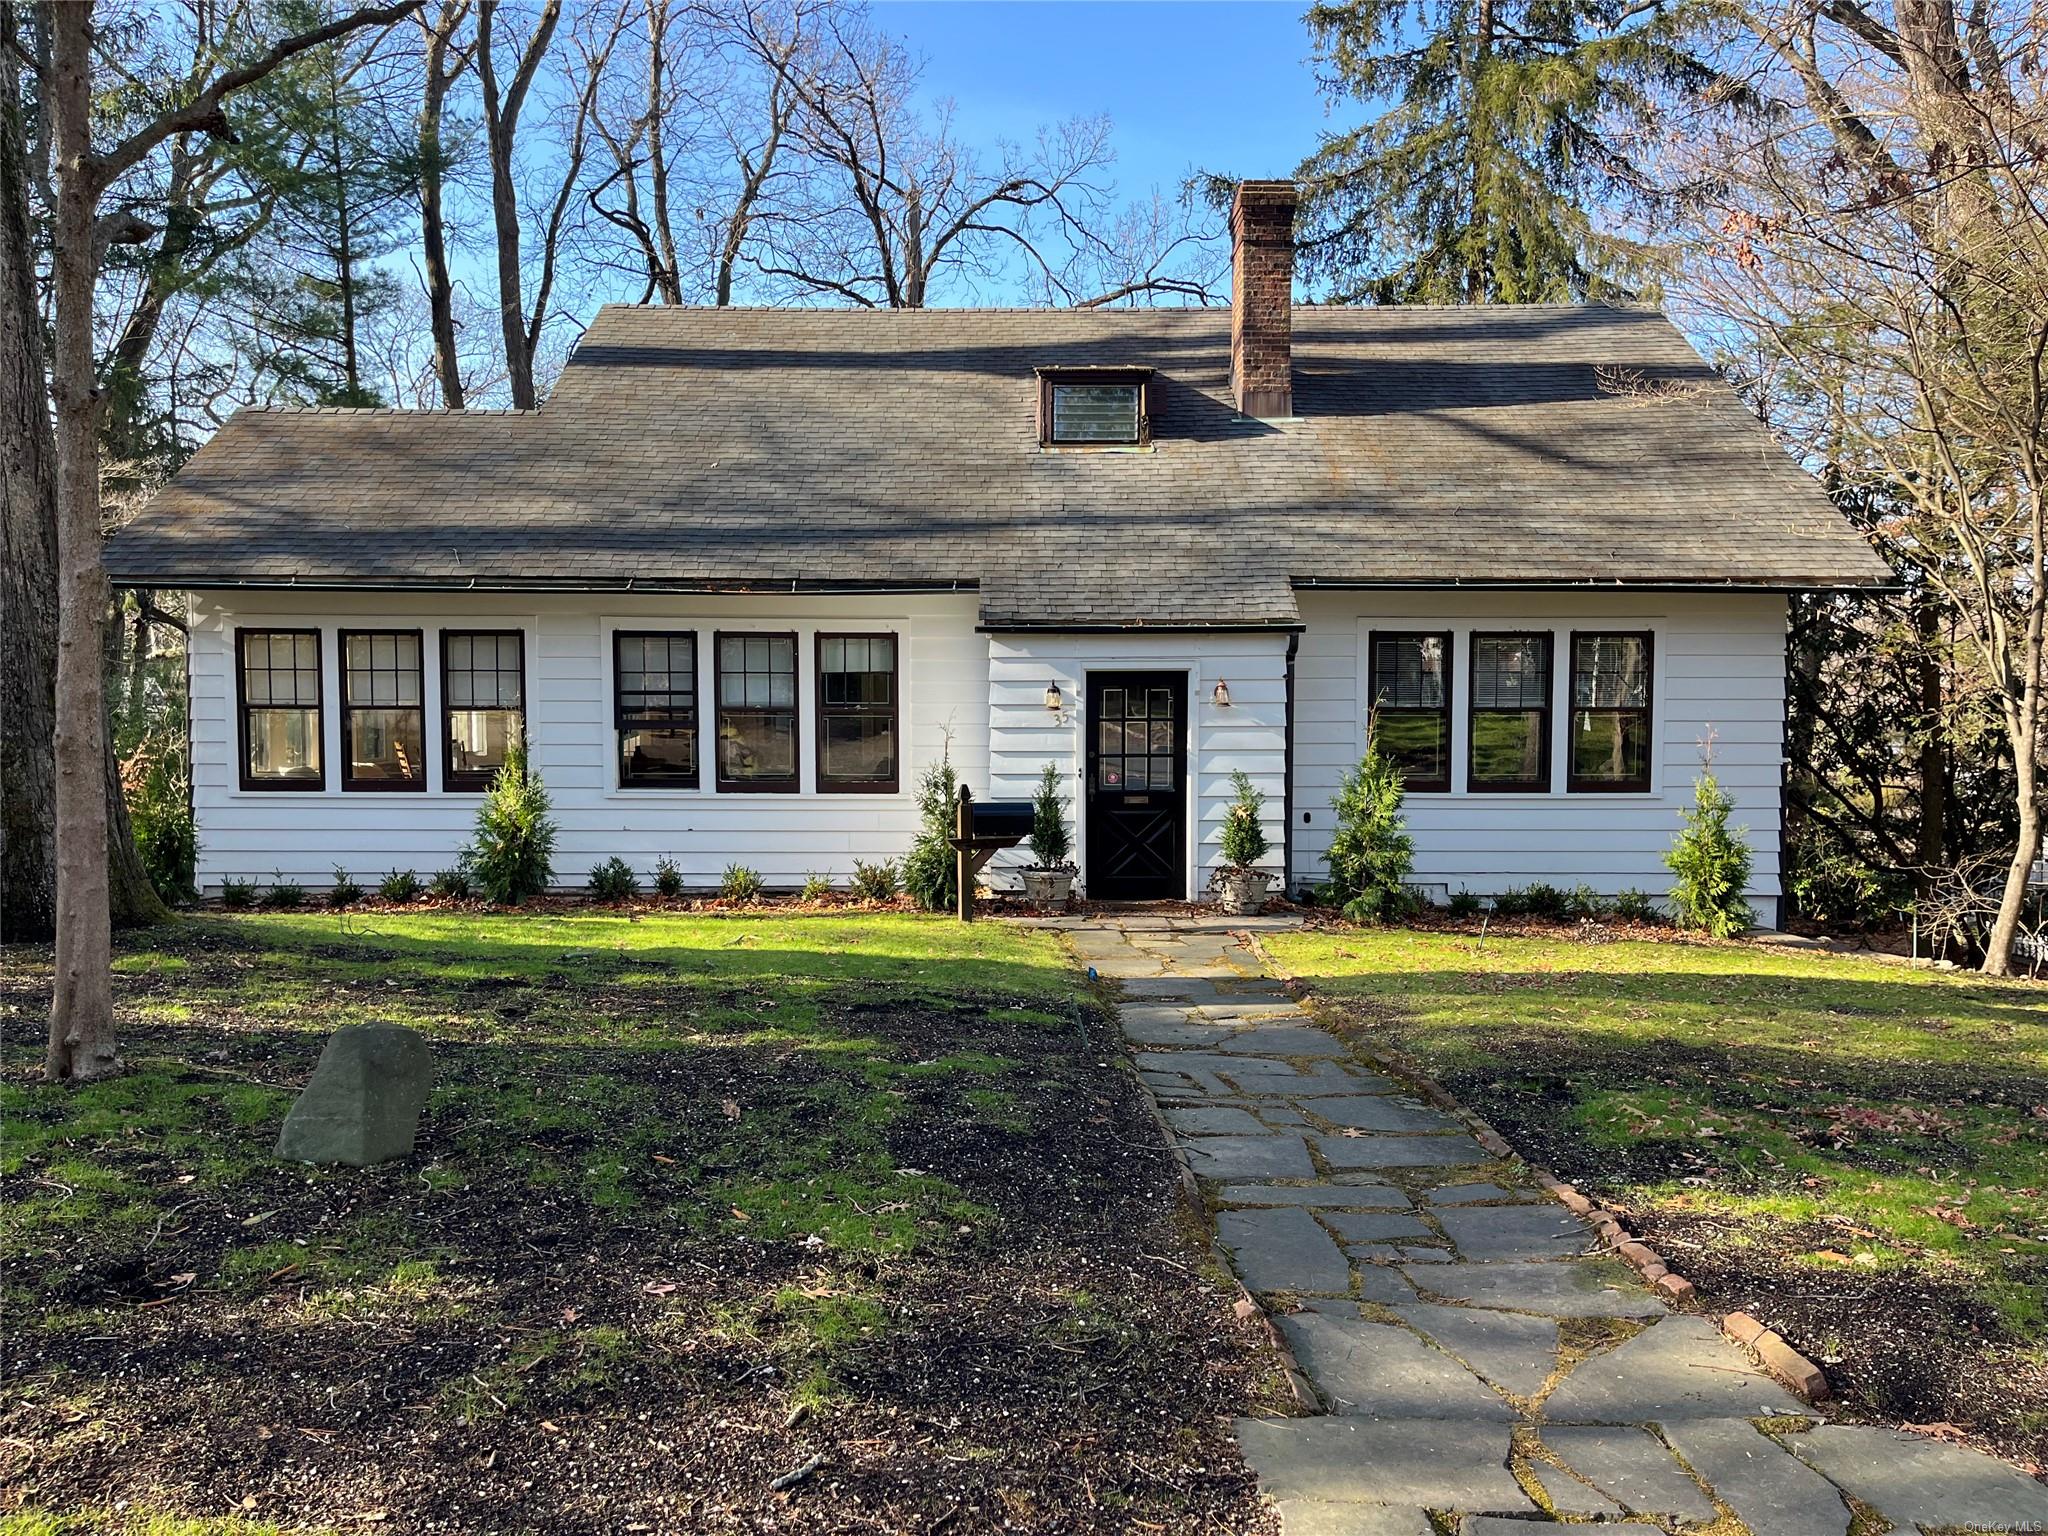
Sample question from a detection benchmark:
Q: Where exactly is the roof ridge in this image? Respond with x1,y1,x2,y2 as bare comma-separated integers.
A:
238,404,539,416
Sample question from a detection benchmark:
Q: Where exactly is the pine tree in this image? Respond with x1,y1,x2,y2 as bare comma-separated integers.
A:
1294,0,1735,304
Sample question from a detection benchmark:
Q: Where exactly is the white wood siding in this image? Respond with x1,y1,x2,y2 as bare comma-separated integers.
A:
1291,590,1788,924
187,591,987,892
986,632,1291,897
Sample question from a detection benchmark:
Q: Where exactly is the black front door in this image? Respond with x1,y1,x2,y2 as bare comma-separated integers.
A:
1086,672,1187,900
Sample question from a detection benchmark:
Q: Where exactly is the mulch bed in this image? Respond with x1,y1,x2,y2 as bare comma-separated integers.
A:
1,951,1283,1531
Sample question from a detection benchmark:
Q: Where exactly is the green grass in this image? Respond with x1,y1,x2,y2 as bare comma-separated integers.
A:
1267,926,2048,1366
3,911,1082,1323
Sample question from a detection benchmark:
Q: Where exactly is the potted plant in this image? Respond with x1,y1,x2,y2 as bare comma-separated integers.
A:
1211,770,1274,914
1021,762,1077,908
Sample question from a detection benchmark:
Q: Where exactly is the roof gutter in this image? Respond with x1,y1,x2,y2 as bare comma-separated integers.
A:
1289,575,1902,594
977,622,1306,635
105,574,981,597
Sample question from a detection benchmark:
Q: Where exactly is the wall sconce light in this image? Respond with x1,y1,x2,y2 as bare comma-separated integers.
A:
1212,679,1232,708
1045,681,1064,713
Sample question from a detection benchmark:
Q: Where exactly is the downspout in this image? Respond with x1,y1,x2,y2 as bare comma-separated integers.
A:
1283,632,1298,898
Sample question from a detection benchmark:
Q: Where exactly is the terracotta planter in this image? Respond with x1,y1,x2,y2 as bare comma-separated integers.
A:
1212,866,1273,915
1022,868,1076,909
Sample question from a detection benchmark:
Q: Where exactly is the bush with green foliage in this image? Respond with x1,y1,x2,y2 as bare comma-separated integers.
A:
1027,763,1072,869
430,865,474,901
720,863,764,903
1666,764,1756,937
379,868,423,904
851,858,899,902
1221,770,1271,871
589,856,639,902
653,856,685,899
328,868,364,908
1447,888,1482,917
129,750,197,904
261,878,305,910
219,877,255,909
902,755,960,913
466,741,557,905
800,871,834,902
1493,883,1566,918
1610,888,1660,922
1326,742,1416,922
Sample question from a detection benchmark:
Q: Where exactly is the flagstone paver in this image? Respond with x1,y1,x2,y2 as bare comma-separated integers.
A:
1538,1425,1719,1522
1054,912,2048,1534
1661,1418,1854,1536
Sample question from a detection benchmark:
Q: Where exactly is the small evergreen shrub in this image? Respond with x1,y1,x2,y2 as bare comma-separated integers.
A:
1325,741,1415,923
1666,763,1755,937
653,856,685,899
1027,763,1072,869
588,856,639,902
720,863,764,903
379,868,424,904
800,871,834,902
219,877,256,910
1221,770,1270,870
466,740,557,905
1609,888,1660,922
328,868,364,908
851,858,899,902
1495,883,1569,919
1563,883,1602,920
902,755,960,913
1447,888,1482,918
430,865,474,901
262,877,305,910
129,752,197,903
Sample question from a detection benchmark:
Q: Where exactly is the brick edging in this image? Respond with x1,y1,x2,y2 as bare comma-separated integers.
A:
1239,931,1833,1406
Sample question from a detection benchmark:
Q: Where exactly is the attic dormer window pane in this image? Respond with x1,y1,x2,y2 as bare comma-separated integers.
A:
1052,384,1140,443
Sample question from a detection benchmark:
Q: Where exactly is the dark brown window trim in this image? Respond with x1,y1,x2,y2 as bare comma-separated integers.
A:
615,628,699,790
815,631,901,794
441,629,527,794
339,628,427,793
1035,366,1154,447
1367,628,1453,794
1467,631,1553,794
235,626,325,793
1567,629,1655,794
714,630,801,794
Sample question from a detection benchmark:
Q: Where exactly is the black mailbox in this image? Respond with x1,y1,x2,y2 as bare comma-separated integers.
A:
969,800,1034,840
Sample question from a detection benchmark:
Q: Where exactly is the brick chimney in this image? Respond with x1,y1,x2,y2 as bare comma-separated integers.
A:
1230,180,1297,420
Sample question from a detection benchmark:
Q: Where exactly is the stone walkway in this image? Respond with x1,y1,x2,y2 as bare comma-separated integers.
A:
1058,912,2048,1536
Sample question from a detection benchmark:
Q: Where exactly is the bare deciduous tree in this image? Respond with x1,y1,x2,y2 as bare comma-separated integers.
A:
418,0,476,406
1678,0,2048,972
39,0,419,1081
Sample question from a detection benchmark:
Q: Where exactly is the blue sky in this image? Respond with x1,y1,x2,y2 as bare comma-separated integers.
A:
873,2,1335,205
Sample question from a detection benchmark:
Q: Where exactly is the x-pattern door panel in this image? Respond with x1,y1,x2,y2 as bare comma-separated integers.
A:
1086,672,1186,900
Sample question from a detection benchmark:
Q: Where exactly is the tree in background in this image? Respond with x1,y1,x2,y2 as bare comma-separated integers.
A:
1678,0,2048,972
1292,0,1738,302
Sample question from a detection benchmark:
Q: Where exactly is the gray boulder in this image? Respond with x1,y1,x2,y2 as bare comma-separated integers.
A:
276,1024,433,1167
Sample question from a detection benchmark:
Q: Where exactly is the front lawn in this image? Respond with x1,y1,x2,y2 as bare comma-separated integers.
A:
1265,925,2048,1467
1,912,1281,1533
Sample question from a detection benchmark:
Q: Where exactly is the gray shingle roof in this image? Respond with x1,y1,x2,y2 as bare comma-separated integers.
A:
107,303,1890,627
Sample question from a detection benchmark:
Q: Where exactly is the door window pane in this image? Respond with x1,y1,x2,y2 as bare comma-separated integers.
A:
239,630,322,788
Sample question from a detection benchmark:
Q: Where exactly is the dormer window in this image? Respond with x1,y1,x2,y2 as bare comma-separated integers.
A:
1036,367,1153,447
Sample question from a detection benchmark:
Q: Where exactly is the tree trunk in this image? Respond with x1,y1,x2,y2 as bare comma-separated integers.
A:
420,3,464,406
0,15,57,944
46,0,120,1079
1983,773,2041,977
